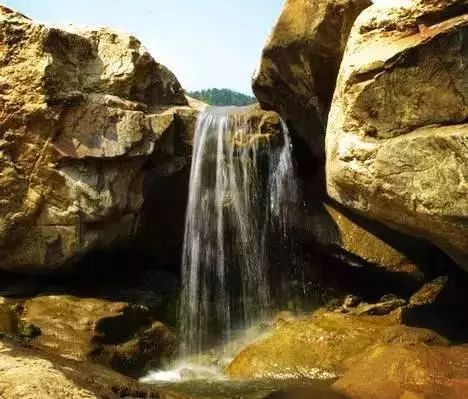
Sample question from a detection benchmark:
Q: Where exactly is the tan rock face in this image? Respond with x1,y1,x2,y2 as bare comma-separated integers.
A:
0,6,196,272
325,0,468,269
334,344,468,399
253,0,371,154
0,340,167,399
226,309,447,380
0,345,98,399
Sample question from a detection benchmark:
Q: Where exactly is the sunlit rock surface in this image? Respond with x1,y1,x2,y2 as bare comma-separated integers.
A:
0,6,197,272
326,0,468,269
251,0,443,292
334,343,468,399
0,340,165,399
226,309,447,379
253,0,371,155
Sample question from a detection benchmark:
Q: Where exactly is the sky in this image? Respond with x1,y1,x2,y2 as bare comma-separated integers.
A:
3,0,285,94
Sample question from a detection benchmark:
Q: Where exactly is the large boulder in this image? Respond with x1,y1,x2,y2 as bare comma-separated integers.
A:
0,340,167,399
226,309,448,380
17,295,177,376
334,344,468,399
253,0,371,155
252,0,445,297
326,0,468,269
0,6,196,272
0,267,179,377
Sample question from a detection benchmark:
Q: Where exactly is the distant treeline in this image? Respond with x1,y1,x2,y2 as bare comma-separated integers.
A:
188,88,256,106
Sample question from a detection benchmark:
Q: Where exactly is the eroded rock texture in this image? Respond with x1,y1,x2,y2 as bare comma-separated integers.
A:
253,0,371,156
0,6,197,272
0,340,166,399
326,0,468,269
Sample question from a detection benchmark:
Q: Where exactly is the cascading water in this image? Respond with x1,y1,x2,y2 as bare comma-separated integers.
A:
180,106,304,356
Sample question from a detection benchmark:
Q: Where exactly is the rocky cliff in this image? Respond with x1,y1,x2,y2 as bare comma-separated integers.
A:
252,0,462,301
0,5,197,272
326,0,468,269
253,0,371,157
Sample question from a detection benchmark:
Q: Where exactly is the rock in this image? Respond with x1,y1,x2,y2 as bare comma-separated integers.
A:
335,295,406,316
0,6,197,272
93,321,177,377
17,321,41,339
0,339,165,399
0,303,17,334
325,0,468,269
11,294,176,376
226,309,448,380
343,295,362,308
309,203,440,291
334,344,468,399
410,276,451,306
352,298,407,316
401,274,468,341
253,0,371,155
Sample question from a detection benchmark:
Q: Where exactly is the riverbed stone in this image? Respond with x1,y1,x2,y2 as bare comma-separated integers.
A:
325,0,468,269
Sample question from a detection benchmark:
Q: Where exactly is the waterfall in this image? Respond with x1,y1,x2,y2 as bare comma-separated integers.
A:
180,106,303,356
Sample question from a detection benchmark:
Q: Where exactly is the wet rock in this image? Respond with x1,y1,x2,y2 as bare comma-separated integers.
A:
11,294,177,376
253,0,371,155
0,6,197,272
218,104,285,153
226,309,447,380
96,321,177,377
326,0,468,269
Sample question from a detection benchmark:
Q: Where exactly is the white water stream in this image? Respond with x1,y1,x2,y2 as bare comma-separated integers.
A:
144,106,304,383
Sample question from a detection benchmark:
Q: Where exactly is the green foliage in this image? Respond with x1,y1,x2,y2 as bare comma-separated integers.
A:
188,88,256,106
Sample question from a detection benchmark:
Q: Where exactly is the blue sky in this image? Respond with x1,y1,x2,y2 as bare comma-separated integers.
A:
3,0,285,94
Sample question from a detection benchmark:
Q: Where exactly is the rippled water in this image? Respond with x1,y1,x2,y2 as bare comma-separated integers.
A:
146,378,341,399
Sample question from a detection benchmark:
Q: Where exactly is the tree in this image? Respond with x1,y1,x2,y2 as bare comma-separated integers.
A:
188,88,256,106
